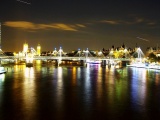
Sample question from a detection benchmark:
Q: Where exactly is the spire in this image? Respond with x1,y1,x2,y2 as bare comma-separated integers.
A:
122,43,125,48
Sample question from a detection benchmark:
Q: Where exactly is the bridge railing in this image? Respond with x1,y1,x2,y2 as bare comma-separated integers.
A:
0,55,132,61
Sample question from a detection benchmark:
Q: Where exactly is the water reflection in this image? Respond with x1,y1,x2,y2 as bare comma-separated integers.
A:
55,67,64,110
155,70,160,85
77,67,81,80
72,67,77,85
23,67,36,117
0,74,5,106
131,68,147,112
0,74,5,82
1,64,160,119
84,65,91,104
97,65,103,100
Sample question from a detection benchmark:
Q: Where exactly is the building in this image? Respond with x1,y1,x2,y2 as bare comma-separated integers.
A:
23,43,28,55
37,44,41,56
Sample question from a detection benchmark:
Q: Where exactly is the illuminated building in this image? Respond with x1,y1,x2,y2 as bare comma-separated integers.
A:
37,44,41,56
23,43,28,54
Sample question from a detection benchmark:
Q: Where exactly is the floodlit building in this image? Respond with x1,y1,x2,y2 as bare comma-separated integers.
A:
37,44,41,56
23,43,28,54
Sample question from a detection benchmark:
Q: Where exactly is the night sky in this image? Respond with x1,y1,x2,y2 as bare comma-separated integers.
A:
0,0,160,52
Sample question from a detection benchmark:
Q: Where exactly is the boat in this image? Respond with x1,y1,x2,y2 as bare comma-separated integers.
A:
127,62,160,70
127,62,147,68
25,53,33,67
0,66,6,74
86,60,101,64
146,63,160,70
26,62,33,67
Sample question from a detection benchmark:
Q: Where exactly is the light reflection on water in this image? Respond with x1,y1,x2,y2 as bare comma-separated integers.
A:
23,67,36,118
131,68,147,112
56,67,64,111
0,64,160,119
0,74,5,106
0,74,5,82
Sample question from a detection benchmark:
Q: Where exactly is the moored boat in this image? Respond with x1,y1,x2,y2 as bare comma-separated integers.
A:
0,66,6,74
87,60,101,64
146,63,160,70
127,62,147,68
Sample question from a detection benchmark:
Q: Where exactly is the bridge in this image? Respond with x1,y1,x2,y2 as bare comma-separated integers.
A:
0,47,145,67
0,55,131,61
0,55,132,67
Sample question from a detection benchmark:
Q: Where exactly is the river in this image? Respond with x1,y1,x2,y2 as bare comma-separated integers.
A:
0,62,160,120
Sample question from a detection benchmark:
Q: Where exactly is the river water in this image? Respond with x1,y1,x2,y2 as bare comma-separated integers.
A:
0,62,160,120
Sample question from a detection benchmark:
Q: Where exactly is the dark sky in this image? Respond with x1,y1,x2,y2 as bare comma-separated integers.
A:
0,0,160,52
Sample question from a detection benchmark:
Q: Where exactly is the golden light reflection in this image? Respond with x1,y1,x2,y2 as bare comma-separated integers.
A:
35,60,41,65
72,67,76,85
14,65,21,72
34,60,42,72
97,64,102,82
24,67,35,80
56,67,64,110
96,65,103,102
108,67,115,85
57,67,63,81
23,67,36,114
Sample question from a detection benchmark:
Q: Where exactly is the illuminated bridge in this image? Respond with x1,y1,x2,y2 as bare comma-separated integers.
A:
0,55,131,61
0,55,131,67
0,47,132,62
0,47,136,66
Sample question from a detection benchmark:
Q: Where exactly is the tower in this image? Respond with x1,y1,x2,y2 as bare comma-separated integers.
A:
37,44,41,56
23,42,28,54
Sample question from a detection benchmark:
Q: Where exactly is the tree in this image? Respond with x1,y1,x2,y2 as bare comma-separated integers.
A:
148,53,157,62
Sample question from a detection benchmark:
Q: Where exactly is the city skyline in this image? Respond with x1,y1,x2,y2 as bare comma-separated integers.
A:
0,0,160,52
